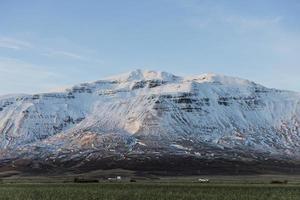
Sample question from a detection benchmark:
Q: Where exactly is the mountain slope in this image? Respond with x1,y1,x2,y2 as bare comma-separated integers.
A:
0,69,300,174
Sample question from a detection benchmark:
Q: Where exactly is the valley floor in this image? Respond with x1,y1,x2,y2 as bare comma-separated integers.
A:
0,182,300,200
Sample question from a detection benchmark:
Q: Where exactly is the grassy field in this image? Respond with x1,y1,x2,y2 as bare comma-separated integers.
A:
0,183,300,200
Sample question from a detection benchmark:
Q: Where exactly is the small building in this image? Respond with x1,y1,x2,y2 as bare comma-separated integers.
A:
108,176,122,181
198,178,209,183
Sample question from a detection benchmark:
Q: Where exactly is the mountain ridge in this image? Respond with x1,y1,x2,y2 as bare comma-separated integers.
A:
0,69,300,174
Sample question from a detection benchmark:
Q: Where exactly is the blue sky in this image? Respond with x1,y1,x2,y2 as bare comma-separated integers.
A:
0,0,300,94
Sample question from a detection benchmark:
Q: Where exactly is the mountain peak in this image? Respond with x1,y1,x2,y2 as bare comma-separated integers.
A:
57,70,265,95
1,68,300,174
185,73,256,87
105,69,181,82
106,70,256,88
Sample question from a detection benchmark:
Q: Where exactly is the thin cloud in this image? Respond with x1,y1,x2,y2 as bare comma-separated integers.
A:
0,57,64,94
187,12,282,31
0,37,33,50
176,0,283,31
223,16,282,30
0,36,103,64
44,50,87,60
0,57,59,78
43,49,103,64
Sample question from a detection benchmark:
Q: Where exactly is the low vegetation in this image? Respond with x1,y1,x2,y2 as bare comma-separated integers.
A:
0,183,299,200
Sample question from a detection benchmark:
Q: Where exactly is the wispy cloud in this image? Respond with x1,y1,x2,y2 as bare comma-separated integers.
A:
0,36,103,64
46,50,86,60
0,35,104,94
173,0,300,91
0,37,33,50
175,0,283,31
223,16,282,30
0,57,63,94
43,49,103,64
176,0,299,51
186,11,282,31
0,57,59,79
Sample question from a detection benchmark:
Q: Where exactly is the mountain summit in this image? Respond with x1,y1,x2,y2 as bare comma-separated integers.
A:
104,69,180,82
0,70,300,174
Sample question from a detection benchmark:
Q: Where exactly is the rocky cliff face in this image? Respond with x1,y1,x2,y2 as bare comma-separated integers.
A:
0,70,300,174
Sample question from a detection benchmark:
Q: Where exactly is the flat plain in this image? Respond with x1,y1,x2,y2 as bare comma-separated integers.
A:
0,182,300,200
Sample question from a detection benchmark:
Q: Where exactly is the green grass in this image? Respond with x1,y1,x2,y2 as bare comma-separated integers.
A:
0,183,300,200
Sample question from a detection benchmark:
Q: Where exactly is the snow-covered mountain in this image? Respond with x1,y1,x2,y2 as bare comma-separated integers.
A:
1,69,300,174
